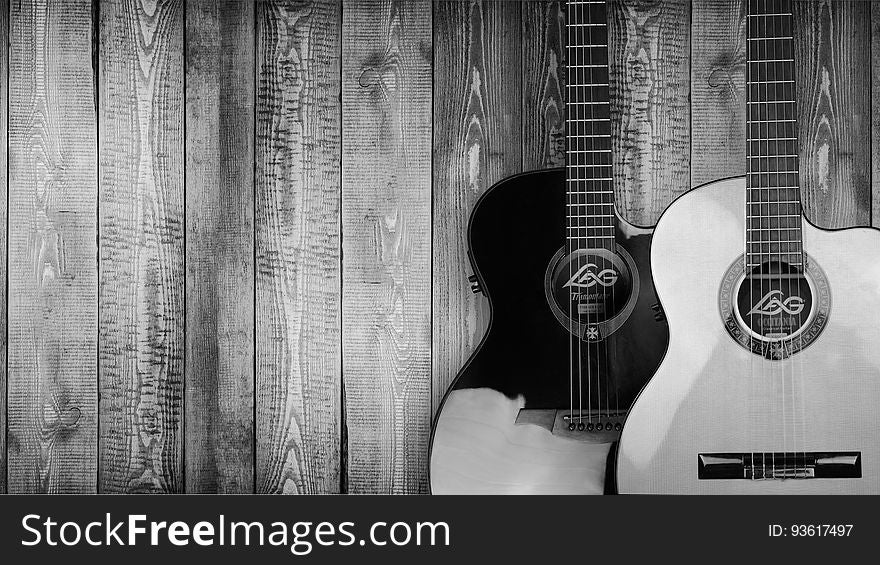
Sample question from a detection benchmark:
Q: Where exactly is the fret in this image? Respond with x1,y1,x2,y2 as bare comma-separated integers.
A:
747,100,795,105
747,200,801,205
567,85,609,89
747,158,798,174
748,119,795,123
747,36,793,41
747,172,799,187
748,123,796,140
747,62,795,83
748,139,797,154
568,23,605,27
746,227,802,236
747,154,797,158
748,42,793,60
747,101,796,118
567,202,613,207
747,13,791,18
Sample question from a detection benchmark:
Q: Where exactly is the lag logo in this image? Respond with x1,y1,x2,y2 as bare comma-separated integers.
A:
747,290,805,316
564,263,618,289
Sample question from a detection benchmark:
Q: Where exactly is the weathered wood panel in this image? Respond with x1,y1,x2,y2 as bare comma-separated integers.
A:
795,0,871,228
522,0,565,170
690,0,747,186
7,0,97,494
0,0,9,495
185,0,255,494
608,0,691,225
255,0,341,494
432,0,522,413
98,0,185,493
871,0,880,228
342,0,432,494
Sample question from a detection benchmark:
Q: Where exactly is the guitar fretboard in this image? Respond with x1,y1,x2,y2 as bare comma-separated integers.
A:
745,0,803,268
566,0,614,252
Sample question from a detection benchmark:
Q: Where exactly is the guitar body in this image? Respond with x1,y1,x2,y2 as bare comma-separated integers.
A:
616,177,880,494
430,169,668,494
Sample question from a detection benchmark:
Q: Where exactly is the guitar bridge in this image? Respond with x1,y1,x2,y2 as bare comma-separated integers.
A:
515,409,626,443
698,452,861,480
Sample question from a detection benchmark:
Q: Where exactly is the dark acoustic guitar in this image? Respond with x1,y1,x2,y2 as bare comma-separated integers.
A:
429,0,669,494
616,0,880,494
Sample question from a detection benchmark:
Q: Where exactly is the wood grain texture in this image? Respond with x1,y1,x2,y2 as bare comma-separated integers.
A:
6,0,97,494
432,0,522,413
608,0,690,225
0,0,8,495
342,0,432,494
690,0,747,187
871,0,880,228
185,0,255,494
98,0,185,493
255,0,341,494
795,0,871,229
522,0,565,170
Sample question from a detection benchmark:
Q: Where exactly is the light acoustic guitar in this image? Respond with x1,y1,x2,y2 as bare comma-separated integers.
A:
616,0,880,494
429,0,669,495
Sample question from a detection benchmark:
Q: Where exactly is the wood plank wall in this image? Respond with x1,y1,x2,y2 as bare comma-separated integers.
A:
0,0,877,493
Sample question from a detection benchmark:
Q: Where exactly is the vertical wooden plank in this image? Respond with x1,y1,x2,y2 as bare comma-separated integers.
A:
608,0,690,225
185,0,255,493
255,0,341,494
871,0,880,228
522,0,565,170
99,0,185,493
7,0,97,493
342,0,432,494
0,0,8,495
690,0,747,187
432,0,522,413
795,0,871,228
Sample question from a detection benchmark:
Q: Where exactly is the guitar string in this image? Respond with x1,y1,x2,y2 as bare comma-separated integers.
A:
771,1,788,478
574,0,586,427
572,0,577,425
755,0,776,479
765,0,783,479
747,0,756,480
588,0,604,428
577,0,586,426
785,0,808,479
583,0,594,427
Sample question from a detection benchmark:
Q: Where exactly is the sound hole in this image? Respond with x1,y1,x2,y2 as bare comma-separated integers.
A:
735,260,812,341
550,249,632,336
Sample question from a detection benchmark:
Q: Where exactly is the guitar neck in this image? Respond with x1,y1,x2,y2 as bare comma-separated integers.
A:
566,0,614,252
745,0,803,268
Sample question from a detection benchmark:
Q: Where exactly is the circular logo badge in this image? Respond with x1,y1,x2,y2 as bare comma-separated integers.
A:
545,245,639,342
718,254,830,359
